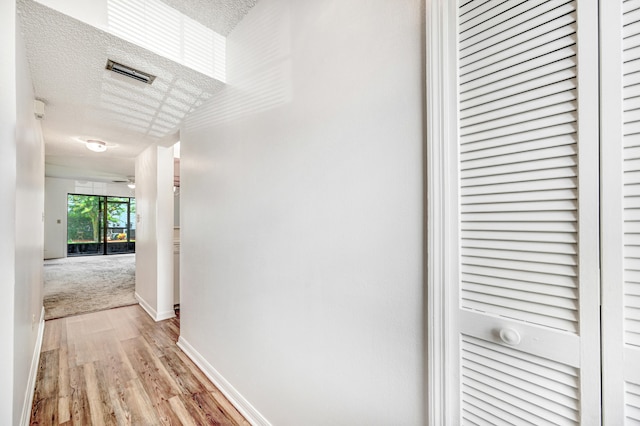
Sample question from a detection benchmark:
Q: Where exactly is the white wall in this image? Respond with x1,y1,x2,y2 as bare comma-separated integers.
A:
44,177,134,259
0,1,18,422
14,19,46,424
0,11,47,424
180,0,425,424
135,144,174,320
34,0,108,32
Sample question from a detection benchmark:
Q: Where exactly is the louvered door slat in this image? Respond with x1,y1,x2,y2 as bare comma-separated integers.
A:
625,147,640,162
626,171,640,185
625,268,640,283
463,138,575,162
462,212,576,225
625,70,640,87
462,230,576,243
460,200,573,214
625,46,640,65
463,338,578,377
461,112,577,145
462,189,577,206
462,273,578,298
626,36,640,58
626,135,640,149
460,0,525,32
459,0,491,18
625,83,640,100
463,375,577,424
625,0,640,14
462,238,576,254
626,5,640,25
461,26,576,81
462,256,576,277
462,291,577,321
461,102,576,137
460,43,576,86
463,391,538,426
629,282,640,296
622,0,640,356
461,91,576,129
625,110,640,127
461,335,580,425
462,221,576,233
460,12,575,69
460,3,576,67
462,61,576,104
628,381,640,423
461,79,576,117
463,145,576,169
625,198,640,209
461,178,576,197
627,240,640,253
463,360,578,412
463,247,575,265
626,21,640,40
626,121,640,136
462,264,575,288
461,199,576,213
463,282,577,309
624,59,640,77
625,245,640,258
461,133,576,161
462,159,577,180
460,0,563,47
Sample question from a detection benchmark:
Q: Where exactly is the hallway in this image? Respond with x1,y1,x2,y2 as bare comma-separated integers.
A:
30,305,248,425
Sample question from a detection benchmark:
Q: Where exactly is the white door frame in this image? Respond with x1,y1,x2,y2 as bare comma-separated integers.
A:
425,0,459,423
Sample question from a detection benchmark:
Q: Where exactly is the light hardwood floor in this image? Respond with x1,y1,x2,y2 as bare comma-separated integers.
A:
30,305,250,425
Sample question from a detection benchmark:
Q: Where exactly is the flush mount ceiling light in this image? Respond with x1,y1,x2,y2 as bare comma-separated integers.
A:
86,140,107,152
106,59,156,85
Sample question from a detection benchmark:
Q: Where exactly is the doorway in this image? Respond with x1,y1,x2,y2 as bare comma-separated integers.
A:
66,194,136,256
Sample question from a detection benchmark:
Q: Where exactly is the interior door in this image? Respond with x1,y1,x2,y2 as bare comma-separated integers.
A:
454,1,600,423
601,1,640,423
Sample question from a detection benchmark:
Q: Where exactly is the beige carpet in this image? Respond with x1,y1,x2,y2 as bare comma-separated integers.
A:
43,254,137,320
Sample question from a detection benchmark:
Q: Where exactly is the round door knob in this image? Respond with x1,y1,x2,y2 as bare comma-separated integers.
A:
499,328,521,346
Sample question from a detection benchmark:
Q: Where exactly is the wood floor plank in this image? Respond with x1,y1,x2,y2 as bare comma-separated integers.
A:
58,396,71,424
168,395,198,426
160,348,209,395
30,397,57,425
123,378,159,425
167,346,216,393
31,305,248,425
41,319,62,352
68,366,91,426
184,392,238,425
84,363,107,425
108,386,133,425
35,350,59,399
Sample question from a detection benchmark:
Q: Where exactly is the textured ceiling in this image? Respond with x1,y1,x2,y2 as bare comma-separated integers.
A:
158,0,258,36
16,0,254,182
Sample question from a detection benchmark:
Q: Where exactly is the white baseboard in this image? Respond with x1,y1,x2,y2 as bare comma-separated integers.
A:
21,306,45,426
135,292,175,322
177,337,271,426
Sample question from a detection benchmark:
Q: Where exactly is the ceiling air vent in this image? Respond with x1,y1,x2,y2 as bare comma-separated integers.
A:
106,59,156,84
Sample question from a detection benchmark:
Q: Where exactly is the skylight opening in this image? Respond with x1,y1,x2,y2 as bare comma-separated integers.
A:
106,0,226,82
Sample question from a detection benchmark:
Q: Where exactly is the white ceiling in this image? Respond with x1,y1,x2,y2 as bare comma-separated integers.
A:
16,0,255,183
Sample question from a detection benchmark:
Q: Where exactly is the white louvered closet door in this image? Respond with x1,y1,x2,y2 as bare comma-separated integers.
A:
601,1,640,424
456,1,600,424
